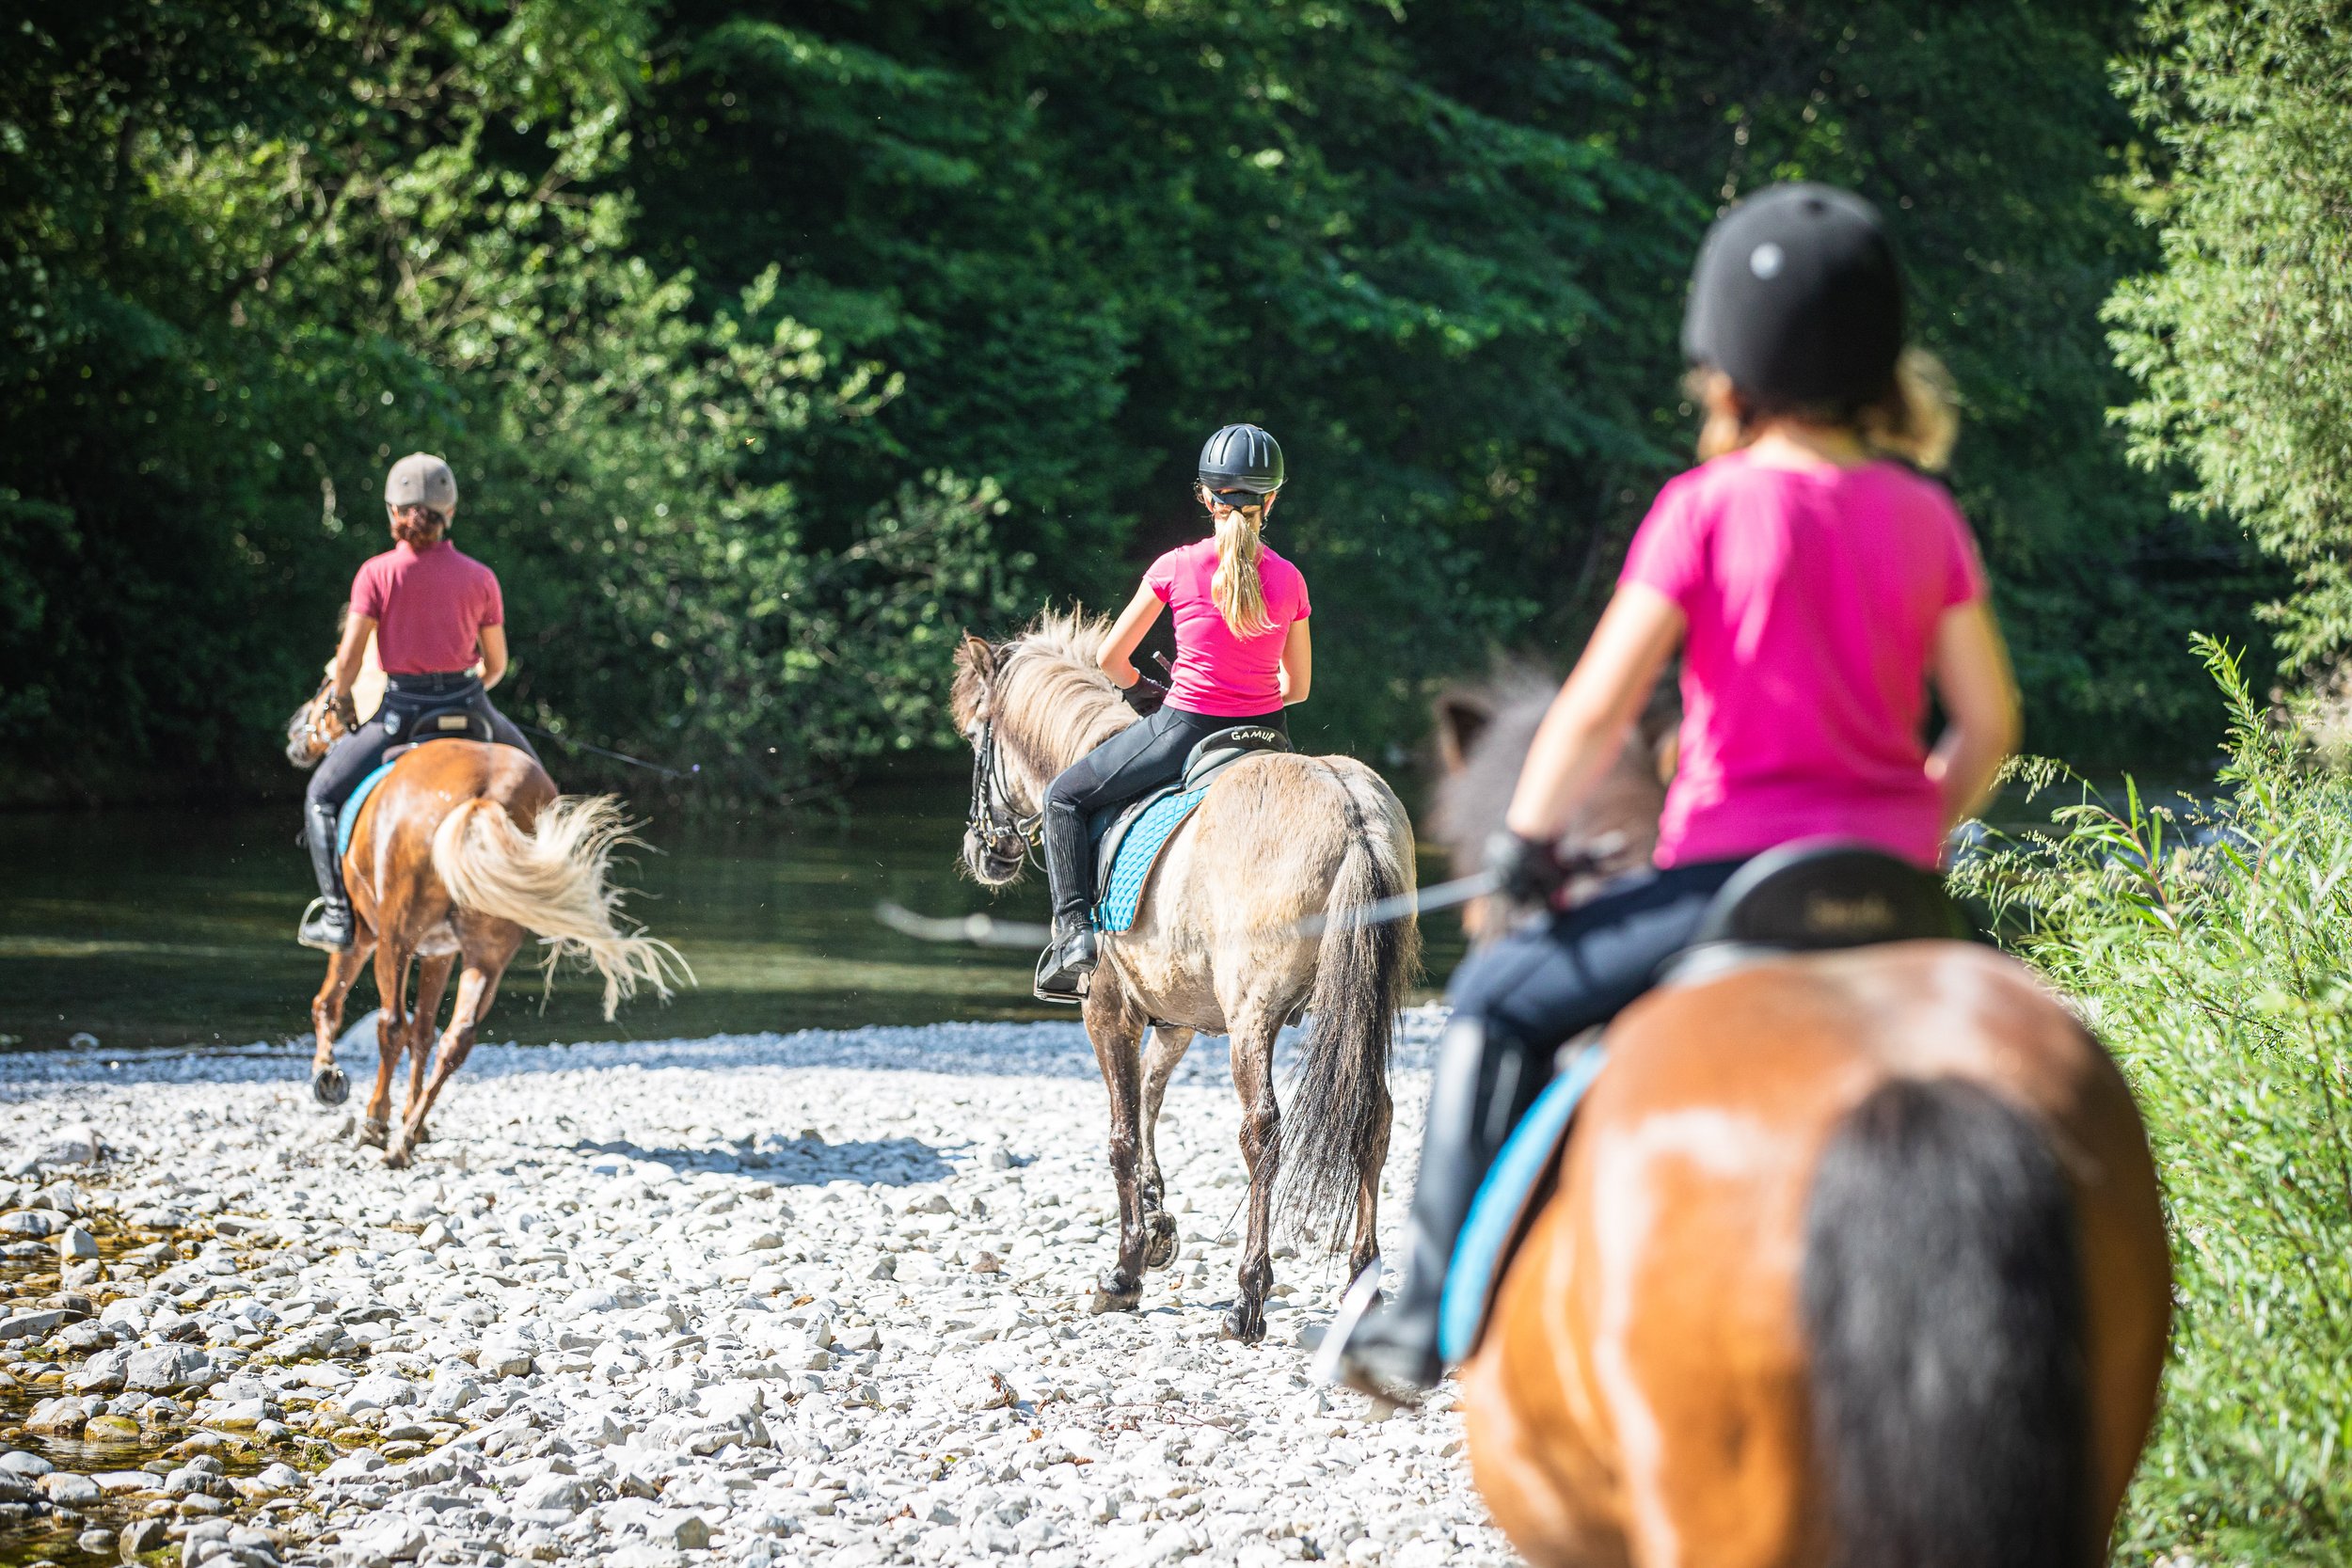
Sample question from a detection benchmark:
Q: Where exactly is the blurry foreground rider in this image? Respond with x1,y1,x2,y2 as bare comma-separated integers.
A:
296,454,540,952
1329,184,2023,1392
1033,423,1313,998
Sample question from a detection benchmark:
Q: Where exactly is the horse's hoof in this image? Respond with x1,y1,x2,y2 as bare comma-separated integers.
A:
1089,1271,1142,1315
1220,1302,1266,1344
383,1145,411,1171
311,1067,349,1107
357,1117,389,1149
1142,1212,1180,1272
409,1123,431,1145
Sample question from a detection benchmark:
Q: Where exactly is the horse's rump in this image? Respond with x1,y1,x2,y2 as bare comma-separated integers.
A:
1465,943,2167,1568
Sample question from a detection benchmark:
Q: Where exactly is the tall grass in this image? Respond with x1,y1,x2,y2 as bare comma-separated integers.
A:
1956,637,2352,1562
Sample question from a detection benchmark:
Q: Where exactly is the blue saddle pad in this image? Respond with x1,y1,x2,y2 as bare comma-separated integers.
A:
1092,785,1210,935
336,761,399,861
1438,1045,1611,1365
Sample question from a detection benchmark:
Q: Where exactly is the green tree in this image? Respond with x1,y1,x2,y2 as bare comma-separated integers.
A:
1597,0,2278,767
2107,0,2352,679
0,0,1025,802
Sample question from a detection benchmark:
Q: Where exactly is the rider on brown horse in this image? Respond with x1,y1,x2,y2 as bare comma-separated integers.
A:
1333,183,2025,1391
298,453,540,952
1033,422,1314,998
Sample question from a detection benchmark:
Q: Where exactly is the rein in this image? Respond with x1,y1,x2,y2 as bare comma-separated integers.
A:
966,711,1043,870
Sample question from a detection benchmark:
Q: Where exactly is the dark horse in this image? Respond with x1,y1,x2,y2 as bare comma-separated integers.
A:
1422,681,2171,1568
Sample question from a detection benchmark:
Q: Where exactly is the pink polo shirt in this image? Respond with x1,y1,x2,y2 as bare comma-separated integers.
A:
350,540,504,674
1621,450,1988,870
1145,537,1311,718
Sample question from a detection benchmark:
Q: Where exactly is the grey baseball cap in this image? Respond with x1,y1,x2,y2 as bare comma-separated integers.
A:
384,452,458,511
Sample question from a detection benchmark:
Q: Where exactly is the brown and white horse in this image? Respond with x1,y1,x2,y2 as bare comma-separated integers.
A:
1425,687,2172,1568
952,613,1420,1342
286,678,683,1167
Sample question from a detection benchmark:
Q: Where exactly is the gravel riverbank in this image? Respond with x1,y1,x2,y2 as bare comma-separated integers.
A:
0,1009,1513,1568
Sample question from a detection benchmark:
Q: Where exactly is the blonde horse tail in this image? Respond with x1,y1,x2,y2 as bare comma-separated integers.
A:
1280,767,1421,1251
430,796,690,1021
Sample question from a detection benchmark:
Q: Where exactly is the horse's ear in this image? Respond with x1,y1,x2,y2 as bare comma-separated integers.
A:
958,632,997,682
1433,689,1495,775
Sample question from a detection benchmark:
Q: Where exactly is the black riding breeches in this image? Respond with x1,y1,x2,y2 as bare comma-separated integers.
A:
1440,857,1748,1144
1041,702,1287,925
304,678,540,815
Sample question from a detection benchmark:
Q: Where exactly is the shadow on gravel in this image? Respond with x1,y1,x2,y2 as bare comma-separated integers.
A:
0,1006,1449,1098
572,1132,956,1186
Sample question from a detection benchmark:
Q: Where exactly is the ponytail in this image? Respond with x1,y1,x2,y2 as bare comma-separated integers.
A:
1211,504,1274,638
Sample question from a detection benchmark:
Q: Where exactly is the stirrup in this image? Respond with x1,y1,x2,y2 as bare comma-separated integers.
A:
1314,1260,1437,1410
1033,923,1097,1004
296,897,355,954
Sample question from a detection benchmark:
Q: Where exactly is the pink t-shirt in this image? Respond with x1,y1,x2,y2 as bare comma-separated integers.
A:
350,540,504,675
1145,538,1311,718
1620,451,1988,870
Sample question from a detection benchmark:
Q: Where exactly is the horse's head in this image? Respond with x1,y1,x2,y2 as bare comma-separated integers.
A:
952,633,1038,886
284,673,353,769
1431,666,1677,942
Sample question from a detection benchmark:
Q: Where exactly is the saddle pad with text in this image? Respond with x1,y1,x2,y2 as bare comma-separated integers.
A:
1438,1045,1611,1365
1092,786,1209,935
336,761,400,861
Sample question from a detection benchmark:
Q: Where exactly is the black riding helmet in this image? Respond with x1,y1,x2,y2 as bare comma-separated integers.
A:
1681,183,1904,410
1198,423,1284,502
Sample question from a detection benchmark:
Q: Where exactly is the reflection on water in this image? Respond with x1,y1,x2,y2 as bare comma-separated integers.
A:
0,786,1468,1054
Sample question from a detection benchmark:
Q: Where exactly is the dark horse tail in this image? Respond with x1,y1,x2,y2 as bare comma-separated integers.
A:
1803,1077,2092,1568
1279,764,1421,1251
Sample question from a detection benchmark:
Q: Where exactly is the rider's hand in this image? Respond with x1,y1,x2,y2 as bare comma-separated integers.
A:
329,690,359,733
1485,829,1568,907
1122,674,1169,716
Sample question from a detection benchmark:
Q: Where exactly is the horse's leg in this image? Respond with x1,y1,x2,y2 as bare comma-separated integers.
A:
401,955,455,1137
1224,1009,1283,1344
390,930,519,1167
1350,1071,1394,1286
1083,984,1152,1315
307,937,373,1106
359,942,408,1150
1137,1024,1194,1272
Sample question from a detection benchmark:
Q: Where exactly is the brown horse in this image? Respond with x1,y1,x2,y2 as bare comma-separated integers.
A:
286,679,683,1167
952,613,1420,1342
1425,689,2171,1568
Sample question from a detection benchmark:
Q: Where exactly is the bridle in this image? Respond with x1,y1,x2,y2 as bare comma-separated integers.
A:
965,668,1042,872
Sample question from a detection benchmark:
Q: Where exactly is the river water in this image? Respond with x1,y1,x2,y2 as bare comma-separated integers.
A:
0,787,1468,1056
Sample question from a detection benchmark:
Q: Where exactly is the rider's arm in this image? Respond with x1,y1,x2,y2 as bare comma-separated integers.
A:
332,614,376,702
1278,618,1311,705
1925,599,2021,830
1096,583,1165,689
479,625,509,691
1503,584,1686,841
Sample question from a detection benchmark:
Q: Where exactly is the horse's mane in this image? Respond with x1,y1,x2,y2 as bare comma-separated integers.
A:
955,609,1139,791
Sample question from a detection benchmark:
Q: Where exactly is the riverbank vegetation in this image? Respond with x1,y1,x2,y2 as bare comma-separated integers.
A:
0,0,2328,806
1961,640,2352,1562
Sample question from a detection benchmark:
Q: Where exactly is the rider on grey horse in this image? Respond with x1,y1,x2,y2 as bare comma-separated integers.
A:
297,453,539,952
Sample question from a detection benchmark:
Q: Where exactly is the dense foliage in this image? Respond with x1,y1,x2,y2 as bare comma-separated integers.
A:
0,0,2282,800
1958,643,2352,1562
2107,0,2352,678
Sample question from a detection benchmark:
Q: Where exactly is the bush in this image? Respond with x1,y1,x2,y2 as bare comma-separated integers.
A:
1955,636,2352,1562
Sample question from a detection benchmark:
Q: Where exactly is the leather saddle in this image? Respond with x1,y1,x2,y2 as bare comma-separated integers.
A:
1442,837,1973,1363
1087,724,1292,907
1660,836,1974,986
380,697,495,760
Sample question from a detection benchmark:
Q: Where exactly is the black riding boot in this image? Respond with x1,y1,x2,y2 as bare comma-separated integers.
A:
1033,915,1099,1003
297,799,355,953
1327,1017,1540,1394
